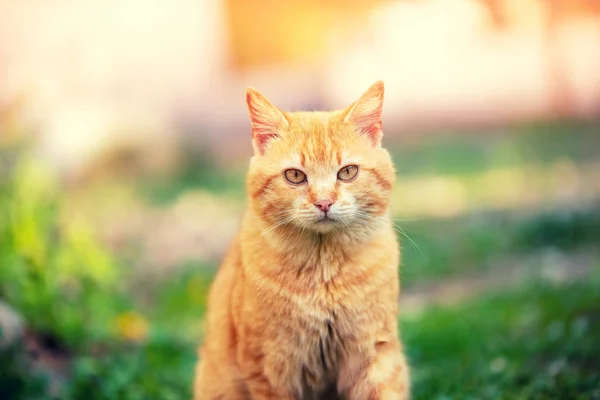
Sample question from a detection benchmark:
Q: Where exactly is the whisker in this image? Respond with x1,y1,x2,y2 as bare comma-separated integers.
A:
389,217,425,222
259,215,295,237
352,212,426,262
389,221,426,261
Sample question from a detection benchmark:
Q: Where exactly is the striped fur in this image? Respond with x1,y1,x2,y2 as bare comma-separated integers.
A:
194,81,410,400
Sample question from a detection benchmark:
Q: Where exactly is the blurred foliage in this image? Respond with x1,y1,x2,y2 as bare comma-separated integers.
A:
514,207,600,250
139,143,246,205
0,146,211,398
146,264,213,342
389,119,600,178
398,205,600,287
0,154,130,349
0,347,48,398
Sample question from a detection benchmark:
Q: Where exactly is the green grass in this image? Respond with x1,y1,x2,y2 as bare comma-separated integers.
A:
404,276,600,399
2,269,598,399
66,338,197,400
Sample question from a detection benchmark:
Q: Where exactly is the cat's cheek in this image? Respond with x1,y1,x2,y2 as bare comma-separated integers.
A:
335,193,357,214
352,186,384,215
291,196,312,222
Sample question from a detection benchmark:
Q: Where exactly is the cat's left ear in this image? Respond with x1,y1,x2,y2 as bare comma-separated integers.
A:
246,87,290,156
343,81,385,147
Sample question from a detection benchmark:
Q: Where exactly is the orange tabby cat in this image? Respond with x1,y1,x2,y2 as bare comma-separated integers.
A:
193,81,410,400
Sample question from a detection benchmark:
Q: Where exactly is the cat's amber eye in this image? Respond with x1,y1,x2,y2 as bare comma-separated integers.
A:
337,165,359,181
284,169,307,184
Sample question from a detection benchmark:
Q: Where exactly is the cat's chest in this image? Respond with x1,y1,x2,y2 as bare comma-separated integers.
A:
291,280,368,368
266,268,376,396
292,296,367,399
283,267,372,333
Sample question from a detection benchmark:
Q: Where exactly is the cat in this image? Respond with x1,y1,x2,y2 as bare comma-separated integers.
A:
193,81,410,400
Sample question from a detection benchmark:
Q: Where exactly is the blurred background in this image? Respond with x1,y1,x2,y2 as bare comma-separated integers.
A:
0,0,599,398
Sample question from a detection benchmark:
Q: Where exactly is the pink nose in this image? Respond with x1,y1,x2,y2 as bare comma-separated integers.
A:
314,200,334,213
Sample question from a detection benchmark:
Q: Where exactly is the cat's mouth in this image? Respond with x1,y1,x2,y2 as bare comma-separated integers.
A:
317,215,335,223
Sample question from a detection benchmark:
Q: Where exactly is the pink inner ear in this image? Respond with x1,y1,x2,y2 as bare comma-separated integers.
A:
346,81,385,146
351,109,382,146
246,89,288,155
253,132,278,155
355,114,382,145
250,112,281,155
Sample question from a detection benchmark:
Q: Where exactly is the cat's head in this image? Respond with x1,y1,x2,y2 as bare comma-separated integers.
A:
246,81,395,236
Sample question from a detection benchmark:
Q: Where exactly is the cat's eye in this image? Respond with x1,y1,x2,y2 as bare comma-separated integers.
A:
284,169,307,184
337,165,359,181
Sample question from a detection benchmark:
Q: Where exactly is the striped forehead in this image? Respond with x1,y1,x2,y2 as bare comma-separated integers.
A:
287,113,344,168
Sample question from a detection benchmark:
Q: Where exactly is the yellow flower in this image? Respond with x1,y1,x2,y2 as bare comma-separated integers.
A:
115,311,149,342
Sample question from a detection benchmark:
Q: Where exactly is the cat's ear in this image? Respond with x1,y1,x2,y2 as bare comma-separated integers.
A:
343,81,385,146
246,87,290,156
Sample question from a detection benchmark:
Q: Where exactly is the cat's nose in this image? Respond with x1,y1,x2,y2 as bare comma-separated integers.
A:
314,199,334,213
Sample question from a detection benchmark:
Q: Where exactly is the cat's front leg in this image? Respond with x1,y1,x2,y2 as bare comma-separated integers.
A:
342,340,410,400
243,372,296,400
238,345,296,400
243,374,293,400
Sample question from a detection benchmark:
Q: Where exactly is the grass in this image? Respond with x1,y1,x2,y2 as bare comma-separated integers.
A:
405,276,600,399
2,268,598,399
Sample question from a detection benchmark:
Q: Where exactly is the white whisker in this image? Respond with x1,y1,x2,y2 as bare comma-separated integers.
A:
350,210,426,261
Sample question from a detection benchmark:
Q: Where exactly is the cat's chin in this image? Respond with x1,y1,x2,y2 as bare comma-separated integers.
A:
308,216,343,234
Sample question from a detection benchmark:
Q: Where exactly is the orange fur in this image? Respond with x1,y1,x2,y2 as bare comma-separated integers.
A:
193,81,410,400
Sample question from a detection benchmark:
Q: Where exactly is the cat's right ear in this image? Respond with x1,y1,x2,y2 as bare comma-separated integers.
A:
342,81,385,147
246,87,290,156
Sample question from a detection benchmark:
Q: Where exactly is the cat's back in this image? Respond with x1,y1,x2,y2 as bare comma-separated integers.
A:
205,232,242,326
201,232,243,358
194,233,247,399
